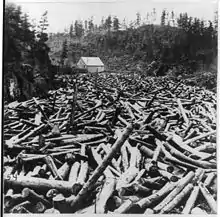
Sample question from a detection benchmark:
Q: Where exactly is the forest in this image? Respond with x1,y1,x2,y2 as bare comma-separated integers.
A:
4,3,55,101
4,3,218,102
51,9,218,90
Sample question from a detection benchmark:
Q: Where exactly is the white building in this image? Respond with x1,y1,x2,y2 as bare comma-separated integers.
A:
77,57,105,73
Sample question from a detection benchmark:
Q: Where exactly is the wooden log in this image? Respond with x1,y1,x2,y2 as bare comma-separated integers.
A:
153,171,195,213
70,124,133,210
120,143,129,171
44,208,60,213
199,183,217,214
76,145,89,185
136,182,177,209
100,143,121,172
33,97,49,121
43,155,63,180
158,169,179,182
194,143,216,153
21,188,52,208
203,172,216,187
191,207,208,214
116,166,139,192
160,183,193,213
114,197,139,214
4,176,73,194
181,185,200,214
137,144,154,158
95,174,116,213
53,193,69,213
164,142,216,169
177,98,189,125
6,124,45,146
12,205,32,213
68,161,80,183
183,130,216,146
33,201,47,213
4,194,26,211
55,162,71,180
9,201,32,213
144,208,154,214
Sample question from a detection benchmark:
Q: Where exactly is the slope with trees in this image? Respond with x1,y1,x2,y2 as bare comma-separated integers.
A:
47,9,217,90
4,3,54,101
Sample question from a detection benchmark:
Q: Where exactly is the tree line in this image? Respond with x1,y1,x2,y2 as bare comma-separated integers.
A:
56,9,217,74
4,3,55,101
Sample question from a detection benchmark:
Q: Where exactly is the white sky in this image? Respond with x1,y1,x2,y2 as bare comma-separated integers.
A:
6,0,218,33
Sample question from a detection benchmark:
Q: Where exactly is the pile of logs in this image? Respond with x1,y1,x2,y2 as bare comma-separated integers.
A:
3,73,217,214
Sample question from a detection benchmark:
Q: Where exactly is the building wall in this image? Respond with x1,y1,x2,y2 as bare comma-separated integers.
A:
77,59,85,69
77,59,105,72
87,66,105,73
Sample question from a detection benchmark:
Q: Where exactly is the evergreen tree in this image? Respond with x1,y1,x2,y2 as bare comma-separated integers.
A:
146,12,150,24
161,9,166,26
113,16,120,31
88,17,94,32
136,12,141,27
4,3,52,100
74,20,84,39
122,18,127,30
69,23,74,38
60,39,68,66
105,15,112,31
152,8,157,24
171,11,175,26
37,11,49,43
101,17,105,30
84,20,88,32
214,10,218,30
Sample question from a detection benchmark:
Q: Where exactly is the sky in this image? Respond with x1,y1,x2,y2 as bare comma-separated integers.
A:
6,0,219,33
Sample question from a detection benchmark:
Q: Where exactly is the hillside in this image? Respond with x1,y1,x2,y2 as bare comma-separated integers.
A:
47,21,217,91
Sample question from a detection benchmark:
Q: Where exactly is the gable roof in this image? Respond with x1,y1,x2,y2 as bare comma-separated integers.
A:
80,57,104,66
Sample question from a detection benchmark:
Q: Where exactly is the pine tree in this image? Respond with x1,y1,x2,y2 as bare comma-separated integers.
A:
84,20,88,32
88,17,94,32
105,15,112,31
101,17,105,30
69,24,74,38
136,12,141,27
113,16,120,31
37,11,49,43
60,39,68,67
152,8,157,24
161,9,166,26
122,18,127,30
171,11,175,26
214,10,218,31
75,20,84,39
146,12,150,24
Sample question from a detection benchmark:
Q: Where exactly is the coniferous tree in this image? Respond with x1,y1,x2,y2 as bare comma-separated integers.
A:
171,11,175,26
100,17,105,30
122,18,127,30
60,39,68,67
37,10,49,42
74,20,84,39
161,9,166,26
88,17,94,32
113,16,120,31
84,20,88,32
136,12,141,27
105,15,112,32
214,10,218,30
69,23,74,38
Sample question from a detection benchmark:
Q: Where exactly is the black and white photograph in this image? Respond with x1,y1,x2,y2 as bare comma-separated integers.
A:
2,0,218,215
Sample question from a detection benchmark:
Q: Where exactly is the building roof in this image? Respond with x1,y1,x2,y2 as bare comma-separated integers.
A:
80,57,104,66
